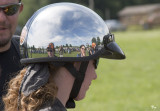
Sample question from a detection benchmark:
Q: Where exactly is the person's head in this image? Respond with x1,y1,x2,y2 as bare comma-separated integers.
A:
47,47,54,57
4,2,126,111
80,45,85,54
0,0,23,52
49,43,54,49
47,43,55,57
3,60,96,111
92,42,96,48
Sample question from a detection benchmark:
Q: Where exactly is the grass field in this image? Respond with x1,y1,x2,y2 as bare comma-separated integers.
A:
68,28,160,111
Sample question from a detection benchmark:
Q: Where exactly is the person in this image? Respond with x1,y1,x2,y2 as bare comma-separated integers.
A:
3,3,125,111
0,0,23,109
47,43,55,57
77,45,86,57
89,42,97,56
59,45,63,57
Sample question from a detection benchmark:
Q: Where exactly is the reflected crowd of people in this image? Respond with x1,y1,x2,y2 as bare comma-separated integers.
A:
28,42,98,58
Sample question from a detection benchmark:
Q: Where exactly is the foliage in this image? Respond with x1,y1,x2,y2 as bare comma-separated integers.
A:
92,37,96,43
96,37,101,45
19,0,160,28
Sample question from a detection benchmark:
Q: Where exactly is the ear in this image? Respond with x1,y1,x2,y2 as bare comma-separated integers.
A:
19,3,23,13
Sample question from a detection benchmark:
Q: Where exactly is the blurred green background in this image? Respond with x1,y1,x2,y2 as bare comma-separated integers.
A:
18,0,160,28
68,28,160,111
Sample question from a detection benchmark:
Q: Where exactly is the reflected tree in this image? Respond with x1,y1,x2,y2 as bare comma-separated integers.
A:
97,37,101,45
92,37,96,43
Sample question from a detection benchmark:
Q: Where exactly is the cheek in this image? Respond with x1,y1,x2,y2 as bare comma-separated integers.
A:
74,82,87,101
9,15,19,28
85,66,94,77
85,62,97,80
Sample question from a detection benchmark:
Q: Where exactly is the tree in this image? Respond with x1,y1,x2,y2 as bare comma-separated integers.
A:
18,0,160,30
69,44,72,47
32,45,35,50
97,37,101,45
92,37,96,43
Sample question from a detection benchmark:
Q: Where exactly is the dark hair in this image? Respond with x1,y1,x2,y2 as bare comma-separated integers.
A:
19,0,21,2
80,45,85,49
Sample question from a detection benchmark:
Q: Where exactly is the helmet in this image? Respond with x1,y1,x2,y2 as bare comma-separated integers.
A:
19,3,126,108
20,2,125,64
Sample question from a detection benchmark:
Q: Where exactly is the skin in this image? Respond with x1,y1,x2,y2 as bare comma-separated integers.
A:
80,46,86,57
53,66,75,106
54,60,97,106
0,0,23,52
74,60,97,100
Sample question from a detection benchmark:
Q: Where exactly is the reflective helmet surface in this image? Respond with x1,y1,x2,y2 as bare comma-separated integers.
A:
20,3,125,64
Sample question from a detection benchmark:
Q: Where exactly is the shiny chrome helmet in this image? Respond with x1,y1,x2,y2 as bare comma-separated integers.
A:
20,2,125,64
19,3,126,108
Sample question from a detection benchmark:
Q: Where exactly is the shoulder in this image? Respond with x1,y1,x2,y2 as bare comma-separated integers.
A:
11,35,20,51
12,35,20,45
11,35,21,59
77,53,81,57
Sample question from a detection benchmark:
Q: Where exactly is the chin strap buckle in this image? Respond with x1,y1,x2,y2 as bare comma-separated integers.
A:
65,98,75,108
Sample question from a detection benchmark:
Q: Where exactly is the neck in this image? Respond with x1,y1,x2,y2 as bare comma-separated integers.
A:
54,67,75,106
0,41,11,52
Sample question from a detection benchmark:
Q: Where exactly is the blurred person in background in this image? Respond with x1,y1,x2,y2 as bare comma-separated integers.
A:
0,0,23,109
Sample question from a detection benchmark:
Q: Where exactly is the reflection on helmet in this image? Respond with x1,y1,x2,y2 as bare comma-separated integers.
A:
47,43,55,57
92,42,96,48
49,43,54,49
20,3,125,64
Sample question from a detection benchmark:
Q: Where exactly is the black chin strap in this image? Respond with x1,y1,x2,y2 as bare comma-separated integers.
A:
64,61,89,108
